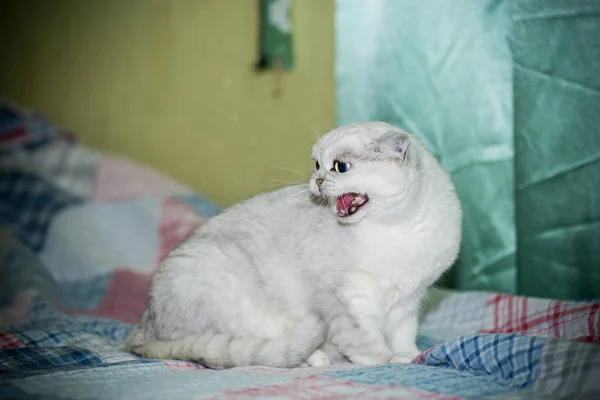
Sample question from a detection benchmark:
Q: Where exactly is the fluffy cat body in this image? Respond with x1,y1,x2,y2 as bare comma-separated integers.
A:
126,122,462,369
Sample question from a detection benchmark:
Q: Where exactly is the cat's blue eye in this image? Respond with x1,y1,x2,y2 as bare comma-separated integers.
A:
315,161,320,170
333,160,351,173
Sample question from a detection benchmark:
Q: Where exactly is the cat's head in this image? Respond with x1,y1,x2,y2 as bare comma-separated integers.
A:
309,122,420,224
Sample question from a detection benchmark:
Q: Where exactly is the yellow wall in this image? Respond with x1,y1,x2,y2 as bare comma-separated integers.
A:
0,0,334,206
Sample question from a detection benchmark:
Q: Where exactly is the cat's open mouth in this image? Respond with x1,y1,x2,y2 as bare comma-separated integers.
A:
336,193,369,217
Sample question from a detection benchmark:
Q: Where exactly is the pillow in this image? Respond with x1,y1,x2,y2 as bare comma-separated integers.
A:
0,100,220,326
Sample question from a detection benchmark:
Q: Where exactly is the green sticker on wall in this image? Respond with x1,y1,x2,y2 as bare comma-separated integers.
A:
256,0,294,70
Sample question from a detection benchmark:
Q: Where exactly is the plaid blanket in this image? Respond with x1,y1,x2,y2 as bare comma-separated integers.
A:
0,101,599,399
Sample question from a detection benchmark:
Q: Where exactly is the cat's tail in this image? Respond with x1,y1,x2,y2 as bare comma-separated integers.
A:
126,313,326,369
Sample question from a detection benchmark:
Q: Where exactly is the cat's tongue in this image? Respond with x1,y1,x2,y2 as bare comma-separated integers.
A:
336,193,356,215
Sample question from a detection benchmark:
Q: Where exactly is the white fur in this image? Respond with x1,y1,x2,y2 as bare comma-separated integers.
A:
125,122,462,368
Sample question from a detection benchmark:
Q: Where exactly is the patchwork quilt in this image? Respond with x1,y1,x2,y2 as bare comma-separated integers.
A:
0,101,599,399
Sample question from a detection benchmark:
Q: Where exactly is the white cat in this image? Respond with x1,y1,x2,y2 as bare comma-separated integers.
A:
125,122,462,369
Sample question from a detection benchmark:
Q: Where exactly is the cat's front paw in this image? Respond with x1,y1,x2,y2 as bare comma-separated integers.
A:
389,351,419,364
306,349,331,367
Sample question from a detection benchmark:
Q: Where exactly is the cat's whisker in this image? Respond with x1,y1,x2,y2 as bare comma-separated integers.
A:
314,123,322,139
342,195,349,215
309,120,322,140
264,182,305,191
268,165,309,178
299,118,322,141
267,177,308,184
288,188,311,200
317,196,329,208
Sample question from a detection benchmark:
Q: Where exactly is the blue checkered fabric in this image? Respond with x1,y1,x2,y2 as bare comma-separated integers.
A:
421,334,544,389
0,103,64,156
0,347,102,373
11,330,75,348
0,170,82,252
22,299,132,342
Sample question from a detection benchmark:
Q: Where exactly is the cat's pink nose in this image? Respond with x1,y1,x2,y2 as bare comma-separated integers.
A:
316,178,324,187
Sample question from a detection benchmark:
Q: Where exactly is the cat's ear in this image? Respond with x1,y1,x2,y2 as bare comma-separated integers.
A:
373,131,410,163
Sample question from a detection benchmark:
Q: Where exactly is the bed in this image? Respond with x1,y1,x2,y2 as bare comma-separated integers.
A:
1,101,599,399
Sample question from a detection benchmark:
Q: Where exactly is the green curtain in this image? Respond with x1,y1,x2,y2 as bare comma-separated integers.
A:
336,0,600,300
